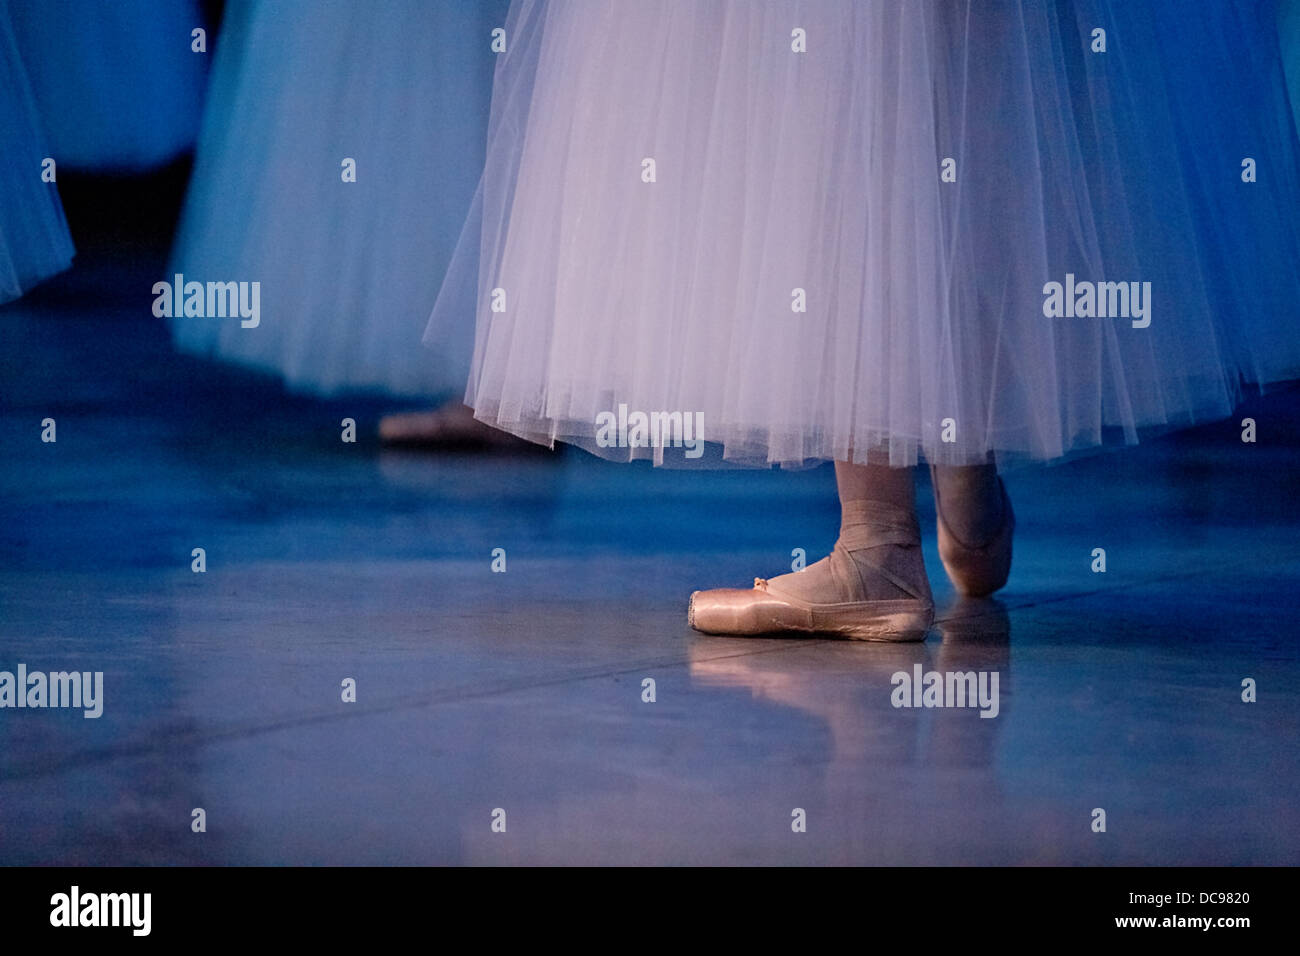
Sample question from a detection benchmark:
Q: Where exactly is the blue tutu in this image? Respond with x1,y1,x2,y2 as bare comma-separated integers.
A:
0,0,74,304
1283,0,1300,126
169,0,509,399
7,0,206,172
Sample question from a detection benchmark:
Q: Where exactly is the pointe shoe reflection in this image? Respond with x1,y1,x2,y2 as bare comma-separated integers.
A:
931,597,1011,769
934,596,1012,645
687,631,1012,861
688,639,926,762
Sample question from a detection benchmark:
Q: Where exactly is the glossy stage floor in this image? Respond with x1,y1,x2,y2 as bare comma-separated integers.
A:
3,265,1299,866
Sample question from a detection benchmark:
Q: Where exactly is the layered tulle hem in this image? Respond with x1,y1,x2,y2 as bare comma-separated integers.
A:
430,0,1300,468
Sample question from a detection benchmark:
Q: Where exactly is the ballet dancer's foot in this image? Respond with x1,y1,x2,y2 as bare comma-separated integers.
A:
379,401,534,449
688,499,934,642
930,465,1014,597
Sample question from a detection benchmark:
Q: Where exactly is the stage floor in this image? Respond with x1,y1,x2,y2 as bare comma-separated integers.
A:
2,293,1298,865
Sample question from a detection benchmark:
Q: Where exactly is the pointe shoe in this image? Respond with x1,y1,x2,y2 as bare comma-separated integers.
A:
688,500,934,642
379,402,537,449
930,466,1014,597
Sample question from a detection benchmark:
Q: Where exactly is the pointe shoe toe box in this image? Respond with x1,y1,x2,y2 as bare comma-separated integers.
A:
934,476,1015,597
689,584,807,636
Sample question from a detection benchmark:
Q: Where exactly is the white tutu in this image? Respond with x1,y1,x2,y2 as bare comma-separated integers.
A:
0,1,74,304
7,0,206,171
170,0,507,399
430,0,1300,467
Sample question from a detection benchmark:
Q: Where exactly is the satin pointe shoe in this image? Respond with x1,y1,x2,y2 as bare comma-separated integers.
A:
379,402,540,450
688,499,934,642
930,466,1015,597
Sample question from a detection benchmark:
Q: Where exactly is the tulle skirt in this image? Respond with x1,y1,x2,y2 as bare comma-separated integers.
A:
430,0,1300,467
7,0,206,171
0,1,74,304
170,0,507,399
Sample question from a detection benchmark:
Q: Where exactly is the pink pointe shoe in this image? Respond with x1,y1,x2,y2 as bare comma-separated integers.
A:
687,500,934,642
379,402,536,449
931,466,1015,597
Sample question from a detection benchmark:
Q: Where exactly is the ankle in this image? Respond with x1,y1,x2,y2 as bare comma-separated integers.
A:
839,498,920,547
932,465,1003,548
837,500,923,589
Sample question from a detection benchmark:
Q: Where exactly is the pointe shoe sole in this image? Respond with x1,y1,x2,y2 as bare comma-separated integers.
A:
688,588,933,642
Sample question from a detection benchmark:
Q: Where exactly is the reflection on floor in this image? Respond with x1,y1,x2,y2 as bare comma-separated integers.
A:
2,295,1298,865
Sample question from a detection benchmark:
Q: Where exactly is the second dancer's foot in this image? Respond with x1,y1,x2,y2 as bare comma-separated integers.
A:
930,465,1014,597
688,499,934,642
379,402,538,450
